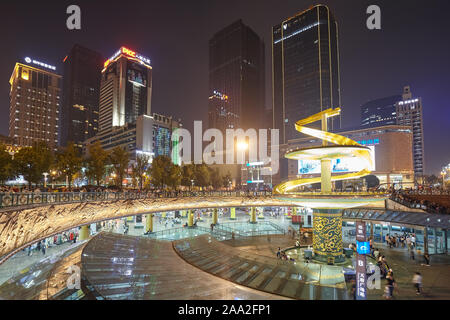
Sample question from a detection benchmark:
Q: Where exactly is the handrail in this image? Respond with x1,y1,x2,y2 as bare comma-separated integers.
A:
0,191,274,209
0,189,394,210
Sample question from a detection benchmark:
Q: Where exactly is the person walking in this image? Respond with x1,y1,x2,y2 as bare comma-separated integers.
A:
410,246,415,260
423,253,431,266
373,248,380,260
412,272,422,295
385,270,397,299
411,234,416,248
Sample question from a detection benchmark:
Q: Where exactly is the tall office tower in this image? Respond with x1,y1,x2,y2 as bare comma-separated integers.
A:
209,20,265,132
61,44,103,149
396,86,425,177
208,90,238,133
9,57,61,150
99,46,152,133
360,95,402,128
84,47,154,160
273,4,341,144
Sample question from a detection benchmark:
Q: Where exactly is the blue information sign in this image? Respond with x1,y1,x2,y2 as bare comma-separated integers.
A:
357,241,371,255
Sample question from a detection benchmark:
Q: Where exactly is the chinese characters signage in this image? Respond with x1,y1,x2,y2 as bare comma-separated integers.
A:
356,221,367,300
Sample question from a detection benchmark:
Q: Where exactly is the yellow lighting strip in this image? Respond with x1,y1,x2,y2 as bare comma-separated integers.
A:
274,108,373,194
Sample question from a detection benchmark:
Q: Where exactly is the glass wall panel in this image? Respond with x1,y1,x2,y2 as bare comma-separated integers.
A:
415,229,424,252
427,228,435,254
435,228,446,254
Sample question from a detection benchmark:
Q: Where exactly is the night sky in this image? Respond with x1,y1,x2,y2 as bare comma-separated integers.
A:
0,0,449,175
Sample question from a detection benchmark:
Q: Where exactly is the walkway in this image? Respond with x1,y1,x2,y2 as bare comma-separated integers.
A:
364,246,450,300
81,232,288,300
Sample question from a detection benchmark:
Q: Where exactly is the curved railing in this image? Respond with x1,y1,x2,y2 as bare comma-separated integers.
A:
0,191,273,210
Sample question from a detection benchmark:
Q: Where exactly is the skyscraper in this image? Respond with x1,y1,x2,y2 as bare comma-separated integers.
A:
99,46,152,133
209,20,265,132
61,44,103,149
273,4,341,144
360,95,402,128
396,86,425,177
9,57,61,150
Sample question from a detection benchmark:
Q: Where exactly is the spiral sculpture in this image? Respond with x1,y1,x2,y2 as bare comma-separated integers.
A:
274,108,373,194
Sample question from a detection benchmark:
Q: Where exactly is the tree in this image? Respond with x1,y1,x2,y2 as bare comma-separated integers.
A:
0,144,13,184
149,155,174,189
167,164,182,190
181,163,195,188
13,142,53,188
131,154,150,190
425,174,439,185
109,146,130,189
222,171,232,188
149,155,183,190
85,141,109,186
193,163,210,188
209,167,222,190
56,142,82,190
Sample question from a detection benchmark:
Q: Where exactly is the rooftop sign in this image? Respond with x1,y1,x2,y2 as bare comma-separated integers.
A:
103,46,151,68
24,57,56,71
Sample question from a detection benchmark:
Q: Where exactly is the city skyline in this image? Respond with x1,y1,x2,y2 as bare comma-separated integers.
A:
0,0,449,174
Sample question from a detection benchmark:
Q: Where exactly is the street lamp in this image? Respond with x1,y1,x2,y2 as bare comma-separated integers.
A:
237,141,248,151
43,172,49,188
51,170,57,189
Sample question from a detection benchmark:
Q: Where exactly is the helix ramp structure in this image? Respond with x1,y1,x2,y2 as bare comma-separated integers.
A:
274,108,373,194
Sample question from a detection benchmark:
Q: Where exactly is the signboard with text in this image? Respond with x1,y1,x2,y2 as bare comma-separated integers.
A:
356,221,367,300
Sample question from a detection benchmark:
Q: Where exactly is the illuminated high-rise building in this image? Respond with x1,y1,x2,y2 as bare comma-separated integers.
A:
360,95,402,128
85,47,153,159
273,4,341,144
61,44,103,149
396,86,425,177
99,46,152,133
9,57,61,150
209,20,265,132
208,90,238,133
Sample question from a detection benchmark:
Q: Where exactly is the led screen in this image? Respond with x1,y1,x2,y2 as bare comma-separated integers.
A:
298,146,375,174
127,68,147,86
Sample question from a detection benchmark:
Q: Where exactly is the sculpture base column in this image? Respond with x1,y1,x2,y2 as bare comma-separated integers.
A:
249,207,257,224
212,208,218,225
230,207,236,220
312,209,344,263
188,210,194,227
145,214,153,234
79,225,90,241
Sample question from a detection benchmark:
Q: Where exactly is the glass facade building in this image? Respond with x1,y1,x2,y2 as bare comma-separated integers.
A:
395,86,425,177
272,5,341,144
61,44,103,149
209,20,265,132
360,95,402,128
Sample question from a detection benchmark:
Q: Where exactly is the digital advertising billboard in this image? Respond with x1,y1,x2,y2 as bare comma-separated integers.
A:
298,146,375,175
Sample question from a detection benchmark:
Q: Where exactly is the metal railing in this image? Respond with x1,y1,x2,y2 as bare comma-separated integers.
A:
141,225,235,241
0,190,274,209
214,221,286,238
0,188,395,210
